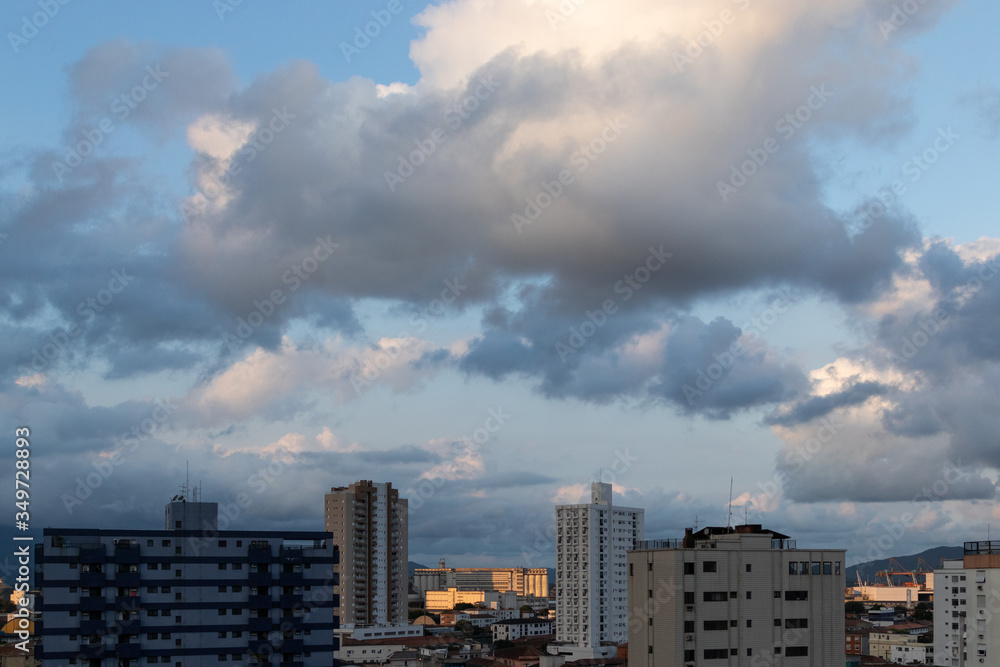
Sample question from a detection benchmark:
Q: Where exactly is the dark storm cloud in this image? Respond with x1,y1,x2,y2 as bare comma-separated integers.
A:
766,381,889,427
772,241,1000,502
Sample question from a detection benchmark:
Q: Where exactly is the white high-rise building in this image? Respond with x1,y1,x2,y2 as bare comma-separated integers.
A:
934,541,1000,666
556,482,644,647
325,481,408,627
627,525,845,667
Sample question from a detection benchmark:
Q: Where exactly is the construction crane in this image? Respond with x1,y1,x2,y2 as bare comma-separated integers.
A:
915,558,935,585
874,558,918,586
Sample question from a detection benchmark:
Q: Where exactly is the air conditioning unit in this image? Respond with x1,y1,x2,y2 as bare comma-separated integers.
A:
684,634,694,641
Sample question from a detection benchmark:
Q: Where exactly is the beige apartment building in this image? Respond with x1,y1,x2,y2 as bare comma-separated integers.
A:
628,525,845,666
325,480,408,627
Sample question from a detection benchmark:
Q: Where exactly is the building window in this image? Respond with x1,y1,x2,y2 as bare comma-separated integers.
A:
704,620,728,631
746,591,752,599
219,563,227,570
684,562,694,575
746,564,752,573
823,561,832,574
703,561,717,573
786,647,808,657
774,619,781,627
162,540,170,547
784,590,808,601
684,621,694,632
703,592,727,602
704,649,728,659
147,540,154,547
746,620,752,628
785,618,808,629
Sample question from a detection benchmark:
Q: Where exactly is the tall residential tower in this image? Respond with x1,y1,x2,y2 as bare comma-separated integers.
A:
325,481,408,627
556,482,645,647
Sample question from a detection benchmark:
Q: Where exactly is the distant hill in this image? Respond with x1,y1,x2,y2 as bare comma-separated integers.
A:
408,561,430,577
846,545,964,585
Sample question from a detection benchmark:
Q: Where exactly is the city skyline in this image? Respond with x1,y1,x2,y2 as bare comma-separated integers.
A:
2,0,1000,571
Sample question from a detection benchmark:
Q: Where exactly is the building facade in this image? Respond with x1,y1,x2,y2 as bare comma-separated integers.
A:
492,618,555,642
35,500,338,666
556,482,645,647
325,481,408,627
627,525,845,667
413,564,548,598
933,542,1000,666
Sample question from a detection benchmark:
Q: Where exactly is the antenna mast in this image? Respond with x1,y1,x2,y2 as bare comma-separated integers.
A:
727,477,733,530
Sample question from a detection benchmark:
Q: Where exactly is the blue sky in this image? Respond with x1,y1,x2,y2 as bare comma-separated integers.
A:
2,0,999,568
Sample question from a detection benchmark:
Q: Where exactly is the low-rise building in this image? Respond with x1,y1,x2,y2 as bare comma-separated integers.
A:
845,627,871,655
869,629,928,661
492,618,555,642
890,642,934,664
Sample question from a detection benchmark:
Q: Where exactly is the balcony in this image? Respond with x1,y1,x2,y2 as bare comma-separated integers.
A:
114,542,141,563
249,595,272,609
278,638,304,652
249,617,273,632
115,643,141,658
279,594,301,607
80,619,106,634
78,643,106,659
249,544,273,563
115,595,141,609
80,545,107,564
249,572,272,586
80,597,107,611
279,571,303,585
114,571,141,587
117,619,141,634
80,571,107,587
249,639,278,655
279,547,304,564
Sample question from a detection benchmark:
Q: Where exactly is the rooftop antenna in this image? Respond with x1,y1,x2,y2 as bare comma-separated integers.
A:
726,477,734,531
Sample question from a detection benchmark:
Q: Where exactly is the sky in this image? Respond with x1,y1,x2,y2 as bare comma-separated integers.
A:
1,0,998,569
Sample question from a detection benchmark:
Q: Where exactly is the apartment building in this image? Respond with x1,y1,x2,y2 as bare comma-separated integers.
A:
35,499,338,666
325,481,408,627
934,540,1000,666
556,482,645,647
627,525,845,667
